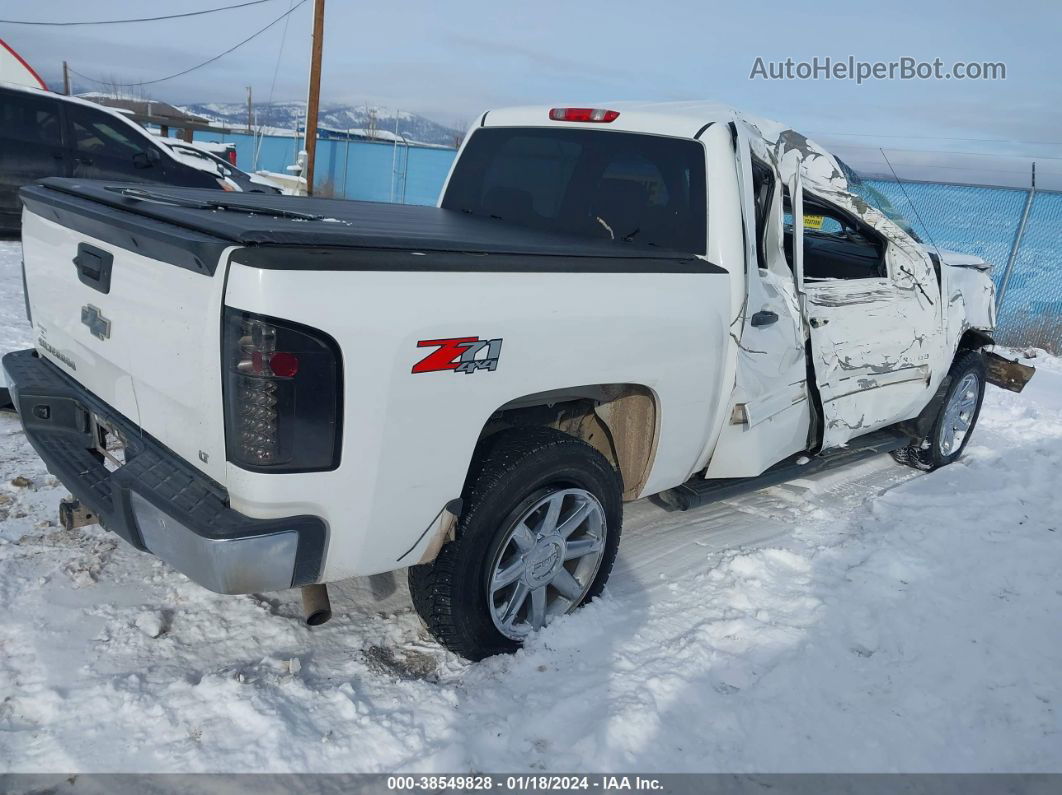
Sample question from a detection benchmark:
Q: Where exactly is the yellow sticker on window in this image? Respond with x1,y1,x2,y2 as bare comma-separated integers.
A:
803,214,825,230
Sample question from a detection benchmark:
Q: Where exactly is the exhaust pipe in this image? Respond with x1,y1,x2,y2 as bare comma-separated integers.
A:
301,584,332,626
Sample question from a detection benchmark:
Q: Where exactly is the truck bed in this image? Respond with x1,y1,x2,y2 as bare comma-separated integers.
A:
21,178,707,270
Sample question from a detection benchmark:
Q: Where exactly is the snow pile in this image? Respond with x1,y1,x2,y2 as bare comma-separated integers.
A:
0,240,1059,772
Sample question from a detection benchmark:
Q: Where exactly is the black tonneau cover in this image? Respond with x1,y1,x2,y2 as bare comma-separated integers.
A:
26,178,701,258
21,179,723,275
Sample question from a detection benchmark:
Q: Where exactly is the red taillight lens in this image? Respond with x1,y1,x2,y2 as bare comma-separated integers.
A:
227,149,238,166
548,107,620,123
269,351,299,378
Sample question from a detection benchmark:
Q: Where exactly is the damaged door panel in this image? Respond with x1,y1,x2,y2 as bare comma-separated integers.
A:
795,194,944,449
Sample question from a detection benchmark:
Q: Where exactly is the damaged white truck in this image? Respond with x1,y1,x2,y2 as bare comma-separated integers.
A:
5,102,1034,660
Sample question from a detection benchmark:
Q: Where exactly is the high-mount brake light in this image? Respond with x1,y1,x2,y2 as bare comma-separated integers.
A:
548,107,620,123
223,309,342,472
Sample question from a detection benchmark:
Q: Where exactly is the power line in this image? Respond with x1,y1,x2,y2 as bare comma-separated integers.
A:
869,162,1059,177
809,130,1062,148
254,0,297,168
68,0,308,88
0,0,281,26
828,144,1062,163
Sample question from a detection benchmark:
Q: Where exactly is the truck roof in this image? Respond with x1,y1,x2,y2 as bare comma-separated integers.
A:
483,101,749,140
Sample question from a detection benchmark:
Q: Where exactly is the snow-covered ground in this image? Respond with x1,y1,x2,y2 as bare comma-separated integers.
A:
0,239,1059,773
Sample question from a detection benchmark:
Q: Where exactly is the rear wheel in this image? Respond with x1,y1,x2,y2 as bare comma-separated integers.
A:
892,350,986,471
408,427,622,661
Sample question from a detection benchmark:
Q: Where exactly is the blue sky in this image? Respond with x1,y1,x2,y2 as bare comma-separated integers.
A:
6,0,1061,182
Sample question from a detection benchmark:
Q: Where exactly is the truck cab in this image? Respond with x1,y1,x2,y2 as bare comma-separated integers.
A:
5,101,1018,661
447,104,995,476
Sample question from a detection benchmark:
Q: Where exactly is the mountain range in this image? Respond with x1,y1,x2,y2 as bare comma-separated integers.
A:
181,101,462,147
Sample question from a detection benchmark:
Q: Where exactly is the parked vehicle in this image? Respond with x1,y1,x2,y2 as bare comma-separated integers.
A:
4,102,1034,660
157,138,282,194
0,83,239,234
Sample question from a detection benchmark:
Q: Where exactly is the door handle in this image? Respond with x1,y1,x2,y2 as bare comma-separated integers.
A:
750,310,779,327
810,317,830,328
73,243,113,294
75,156,94,166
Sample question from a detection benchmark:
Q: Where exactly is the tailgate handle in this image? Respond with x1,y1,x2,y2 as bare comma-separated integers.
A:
73,244,113,294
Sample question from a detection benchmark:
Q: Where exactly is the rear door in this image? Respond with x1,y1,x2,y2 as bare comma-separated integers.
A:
0,88,67,230
789,187,941,449
20,201,232,483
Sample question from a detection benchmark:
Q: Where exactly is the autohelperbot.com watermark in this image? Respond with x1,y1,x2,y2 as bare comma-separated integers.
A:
749,56,1006,83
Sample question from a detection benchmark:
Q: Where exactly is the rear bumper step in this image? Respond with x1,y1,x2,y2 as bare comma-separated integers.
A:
2,349,326,594
656,428,913,512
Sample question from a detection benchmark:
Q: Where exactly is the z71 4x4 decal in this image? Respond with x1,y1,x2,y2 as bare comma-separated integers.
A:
412,337,503,375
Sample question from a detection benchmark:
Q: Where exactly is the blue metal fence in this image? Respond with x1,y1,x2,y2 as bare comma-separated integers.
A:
196,130,455,206
863,180,1029,291
197,130,1061,352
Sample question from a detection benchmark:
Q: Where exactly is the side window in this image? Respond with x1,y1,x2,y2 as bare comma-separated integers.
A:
783,195,885,280
0,92,61,146
67,106,145,158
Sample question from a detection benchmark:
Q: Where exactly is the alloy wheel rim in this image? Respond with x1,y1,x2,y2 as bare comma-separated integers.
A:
939,372,980,456
487,487,607,640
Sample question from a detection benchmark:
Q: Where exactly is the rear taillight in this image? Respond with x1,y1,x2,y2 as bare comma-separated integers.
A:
227,149,238,166
548,107,620,123
222,309,342,472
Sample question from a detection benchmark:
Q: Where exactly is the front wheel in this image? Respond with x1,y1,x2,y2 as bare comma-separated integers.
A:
408,427,623,661
892,350,987,471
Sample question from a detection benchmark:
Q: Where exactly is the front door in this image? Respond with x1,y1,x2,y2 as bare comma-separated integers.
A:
65,103,156,182
790,179,941,449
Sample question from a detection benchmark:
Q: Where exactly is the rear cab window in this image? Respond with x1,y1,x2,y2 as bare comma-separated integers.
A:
442,127,707,255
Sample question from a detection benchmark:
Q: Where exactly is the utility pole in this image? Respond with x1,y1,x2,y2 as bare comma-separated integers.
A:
62,61,70,95
246,85,253,133
303,0,326,196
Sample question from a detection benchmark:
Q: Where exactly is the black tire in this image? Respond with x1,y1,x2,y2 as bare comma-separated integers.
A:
408,427,623,661
892,350,986,471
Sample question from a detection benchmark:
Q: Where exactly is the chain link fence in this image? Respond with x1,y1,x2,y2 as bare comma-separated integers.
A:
865,179,1062,353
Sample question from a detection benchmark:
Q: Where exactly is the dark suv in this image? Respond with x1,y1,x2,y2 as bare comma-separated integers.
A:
0,85,226,234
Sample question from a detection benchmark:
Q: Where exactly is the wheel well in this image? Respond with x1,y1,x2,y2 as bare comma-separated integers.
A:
475,384,658,501
957,328,994,353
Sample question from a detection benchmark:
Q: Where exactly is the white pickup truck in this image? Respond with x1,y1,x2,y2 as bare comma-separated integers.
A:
5,102,1033,660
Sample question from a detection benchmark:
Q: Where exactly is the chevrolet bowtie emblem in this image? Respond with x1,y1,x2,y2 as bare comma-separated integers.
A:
81,304,111,341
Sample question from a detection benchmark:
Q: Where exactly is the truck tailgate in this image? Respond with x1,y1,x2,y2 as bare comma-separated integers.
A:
19,201,231,484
